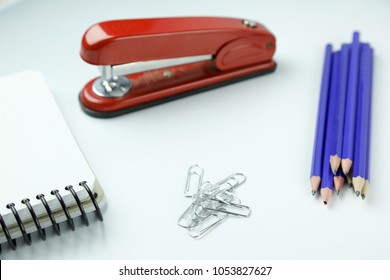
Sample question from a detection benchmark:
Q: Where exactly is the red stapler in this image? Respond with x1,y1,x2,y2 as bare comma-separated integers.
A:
79,17,276,117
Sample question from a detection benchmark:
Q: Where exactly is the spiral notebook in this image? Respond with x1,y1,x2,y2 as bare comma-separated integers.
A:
0,71,106,252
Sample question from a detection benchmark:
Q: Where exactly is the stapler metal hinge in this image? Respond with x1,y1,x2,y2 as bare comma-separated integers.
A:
95,55,212,97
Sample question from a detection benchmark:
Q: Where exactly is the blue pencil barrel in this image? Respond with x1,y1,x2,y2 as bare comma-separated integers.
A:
325,51,340,172
365,46,374,182
321,51,339,191
334,44,350,158
341,32,360,167
310,45,333,181
353,44,373,179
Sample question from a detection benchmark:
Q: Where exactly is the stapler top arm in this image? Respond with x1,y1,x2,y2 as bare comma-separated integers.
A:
80,17,275,70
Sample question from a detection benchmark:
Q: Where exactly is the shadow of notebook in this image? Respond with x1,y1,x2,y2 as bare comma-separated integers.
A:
0,70,106,254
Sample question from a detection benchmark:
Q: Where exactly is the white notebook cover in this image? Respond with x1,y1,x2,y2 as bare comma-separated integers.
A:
0,71,104,244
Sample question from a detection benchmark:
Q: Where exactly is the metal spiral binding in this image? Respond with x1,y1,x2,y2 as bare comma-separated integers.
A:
51,190,75,231
36,194,61,236
79,181,103,222
0,213,16,251
6,203,32,246
21,198,46,240
65,185,89,226
0,181,102,254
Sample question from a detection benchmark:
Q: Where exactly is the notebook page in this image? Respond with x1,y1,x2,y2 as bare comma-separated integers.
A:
0,71,95,225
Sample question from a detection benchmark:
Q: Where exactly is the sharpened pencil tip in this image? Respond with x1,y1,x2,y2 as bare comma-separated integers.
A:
341,159,353,176
321,188,332,206
356,191,360,197
361,195,366,200
336,190,340,195
312,191,316,196
348,184,353,188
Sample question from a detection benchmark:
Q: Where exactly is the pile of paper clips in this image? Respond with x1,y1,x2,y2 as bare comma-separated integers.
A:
178,164,251,238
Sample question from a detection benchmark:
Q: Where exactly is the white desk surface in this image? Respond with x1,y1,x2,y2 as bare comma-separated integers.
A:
1,0,390,260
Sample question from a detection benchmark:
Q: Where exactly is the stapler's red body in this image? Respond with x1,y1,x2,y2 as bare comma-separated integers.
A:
80,17,276,117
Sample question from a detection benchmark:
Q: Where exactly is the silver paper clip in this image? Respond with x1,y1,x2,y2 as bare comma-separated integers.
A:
204,200,251,217
215,191,241,205
184,164,204,197
178,165,251,238
188,212,228,238
215,173,247,192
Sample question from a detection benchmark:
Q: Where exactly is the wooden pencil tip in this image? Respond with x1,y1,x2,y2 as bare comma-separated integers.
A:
356,191,360,197
334,176,344,192
352,176,365,194
341,159,353,175
361,180,369,200
330,156,341,175
336,190,340,195
320,188,332,206
310,176,321,193
311,191,316,196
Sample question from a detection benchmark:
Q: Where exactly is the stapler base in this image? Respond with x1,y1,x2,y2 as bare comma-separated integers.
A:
80,61,276,118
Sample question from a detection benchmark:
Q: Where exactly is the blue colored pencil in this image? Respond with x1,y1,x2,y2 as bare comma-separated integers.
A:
354,44,374,196
330,44,349,174
310,44,333,194
324,49,340,174
320,51,339,205
351,43,365,195
352,43,371,195
341,32,360,175
362,45,374,199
